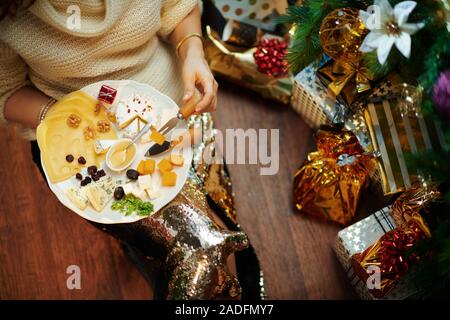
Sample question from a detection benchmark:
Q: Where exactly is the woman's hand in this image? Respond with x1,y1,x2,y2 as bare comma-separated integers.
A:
181,43,218,114
168,5,217,114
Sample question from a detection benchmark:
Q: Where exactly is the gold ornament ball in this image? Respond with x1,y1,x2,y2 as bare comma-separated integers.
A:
319,7,367,63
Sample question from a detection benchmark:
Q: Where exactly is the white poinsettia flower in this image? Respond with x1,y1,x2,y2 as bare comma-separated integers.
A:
359,0,425,64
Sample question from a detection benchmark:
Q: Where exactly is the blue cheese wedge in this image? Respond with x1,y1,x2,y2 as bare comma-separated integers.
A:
85,176,116,212
65,187,88,210
94,139,116,155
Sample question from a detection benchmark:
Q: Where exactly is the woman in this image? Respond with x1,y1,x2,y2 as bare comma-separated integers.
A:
0,0,264,300
0,0,217,135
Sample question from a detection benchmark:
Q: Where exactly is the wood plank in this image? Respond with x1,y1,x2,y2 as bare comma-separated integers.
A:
212,82,357,299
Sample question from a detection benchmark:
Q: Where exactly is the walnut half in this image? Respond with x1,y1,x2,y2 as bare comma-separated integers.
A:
96,120,111,133
83,125,96,140
67,114,81,128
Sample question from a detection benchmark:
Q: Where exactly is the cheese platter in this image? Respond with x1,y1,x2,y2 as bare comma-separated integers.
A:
37,80,195,224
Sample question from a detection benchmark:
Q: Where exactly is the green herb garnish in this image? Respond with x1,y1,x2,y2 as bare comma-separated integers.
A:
111,195,154,216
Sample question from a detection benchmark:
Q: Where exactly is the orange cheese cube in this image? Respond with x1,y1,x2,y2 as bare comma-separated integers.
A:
158,158,173,172
162,171,177,187
144,159,155,174
150,130,165,145
137,160,146,175
169,153,184,166
137,159,155,175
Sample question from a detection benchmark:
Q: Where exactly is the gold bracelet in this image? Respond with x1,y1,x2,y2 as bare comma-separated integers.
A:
38,98,57,124
175,33,203,57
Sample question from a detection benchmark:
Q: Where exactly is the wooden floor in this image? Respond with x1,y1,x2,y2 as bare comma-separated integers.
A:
0,80,382,299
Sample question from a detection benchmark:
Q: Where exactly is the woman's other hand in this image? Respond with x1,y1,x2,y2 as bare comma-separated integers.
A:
180,40,218,114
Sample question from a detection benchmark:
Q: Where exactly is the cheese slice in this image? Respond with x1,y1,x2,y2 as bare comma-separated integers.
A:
65,187,88,210
169,153,184,166
37,91,117,183
85,176,116,212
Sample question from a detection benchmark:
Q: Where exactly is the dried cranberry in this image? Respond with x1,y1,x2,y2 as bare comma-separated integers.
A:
66,154,74,163
87,165,98,176
92,174,100,182
97,169,106,177
80,176,92,187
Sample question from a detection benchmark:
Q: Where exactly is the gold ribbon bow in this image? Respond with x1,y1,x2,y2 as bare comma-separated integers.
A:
327,60,373,96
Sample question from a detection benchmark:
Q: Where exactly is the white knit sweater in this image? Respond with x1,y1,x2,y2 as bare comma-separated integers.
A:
0,0,198,140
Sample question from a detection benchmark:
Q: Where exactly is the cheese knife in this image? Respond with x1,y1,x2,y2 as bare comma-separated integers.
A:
159,89,201,135
145,127,200,156
145,90,201,156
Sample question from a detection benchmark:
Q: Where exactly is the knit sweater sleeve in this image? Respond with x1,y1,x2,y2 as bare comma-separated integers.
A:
158,0,199,39
0,40,30,128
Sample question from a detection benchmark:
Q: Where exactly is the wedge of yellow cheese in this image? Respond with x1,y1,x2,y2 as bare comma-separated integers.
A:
37,91,117,183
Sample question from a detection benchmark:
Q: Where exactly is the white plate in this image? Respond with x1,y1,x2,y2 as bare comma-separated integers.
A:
41,80,193,224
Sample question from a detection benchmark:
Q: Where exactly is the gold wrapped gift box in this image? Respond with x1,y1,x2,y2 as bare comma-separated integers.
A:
204,26,293,104
293,126,376,225
350,186,439,298
364,98,447,195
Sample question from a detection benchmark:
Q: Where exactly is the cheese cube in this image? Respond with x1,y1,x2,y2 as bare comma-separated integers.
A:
137,160,146,175
158,158,173,172
169,153,184,166
65,187,88,210
162,171,177,187
138,174,152,191
151,172,161,190
150,130,165,145
131,187,147,200
144,159,155,174
145,188,161,200
122,182,135,195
